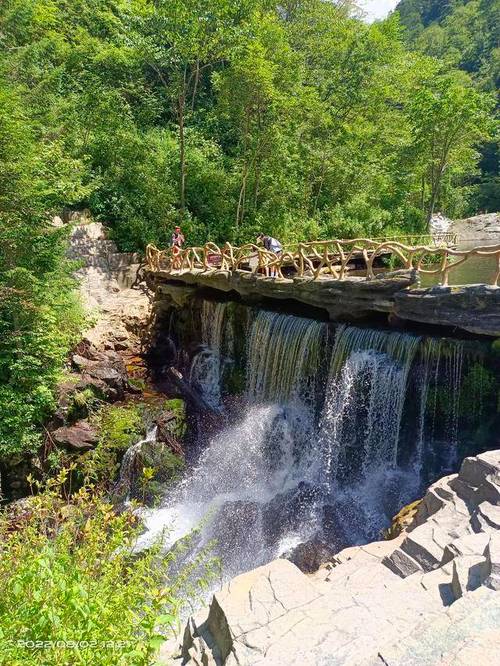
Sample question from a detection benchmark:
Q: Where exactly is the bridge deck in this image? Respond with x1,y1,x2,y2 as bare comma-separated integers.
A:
146,238,500,337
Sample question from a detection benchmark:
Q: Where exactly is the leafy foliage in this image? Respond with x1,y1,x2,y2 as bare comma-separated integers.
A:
1,0,495,250
0,78,86,455
0,468,215,665
397,0,500,211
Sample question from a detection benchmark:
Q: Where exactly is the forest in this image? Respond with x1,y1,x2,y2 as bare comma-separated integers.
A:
0,0,498,466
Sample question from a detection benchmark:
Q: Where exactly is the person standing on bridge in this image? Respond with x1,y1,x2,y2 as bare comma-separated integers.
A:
257,233,282,277
171,225,185,269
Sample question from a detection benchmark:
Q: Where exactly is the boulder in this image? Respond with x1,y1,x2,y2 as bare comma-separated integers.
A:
484,532,500,591
262,482,322,546
51,420,98,451
181,559,321,665
70,349,129,398
281,537,337,573
451,554,486,600
452,212,500,240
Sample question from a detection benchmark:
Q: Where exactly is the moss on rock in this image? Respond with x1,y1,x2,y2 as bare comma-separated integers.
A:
383,499,422,540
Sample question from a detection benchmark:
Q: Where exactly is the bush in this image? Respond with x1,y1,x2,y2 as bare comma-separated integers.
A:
0,469,215,666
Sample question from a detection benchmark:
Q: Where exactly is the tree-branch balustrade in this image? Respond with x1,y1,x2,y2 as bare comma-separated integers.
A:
145,236,500,287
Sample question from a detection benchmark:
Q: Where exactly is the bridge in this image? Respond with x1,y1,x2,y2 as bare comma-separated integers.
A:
145,236,500,338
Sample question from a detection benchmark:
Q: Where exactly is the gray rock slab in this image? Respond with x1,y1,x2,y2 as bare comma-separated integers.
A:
174,449,500,666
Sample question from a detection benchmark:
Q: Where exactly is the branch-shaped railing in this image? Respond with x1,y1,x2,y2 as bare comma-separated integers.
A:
145,235,500,287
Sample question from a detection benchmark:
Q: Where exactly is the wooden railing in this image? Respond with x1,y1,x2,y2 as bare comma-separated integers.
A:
145,236,500,287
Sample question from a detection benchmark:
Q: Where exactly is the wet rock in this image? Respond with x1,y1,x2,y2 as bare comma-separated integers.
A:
51,420,98,451
282,537,337,573
114,432,184,505
321,503,349,550
156,406,185,457
262,482,322,545
208,501,261,571
170,449,500,666
136,437,183,484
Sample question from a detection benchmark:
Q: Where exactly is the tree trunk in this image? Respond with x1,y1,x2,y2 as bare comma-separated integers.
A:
236,161,248,228
178,67,188,220
178,99,186,220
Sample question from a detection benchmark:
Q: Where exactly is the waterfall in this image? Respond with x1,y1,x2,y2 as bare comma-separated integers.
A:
320,326,420,485
115,426,158,500
201,300,228,350
190,300,230,408
246,311,325,405
415,338,465,474
328,324,421,376
138,405,317,577
189,350,222,409
141,299,494,594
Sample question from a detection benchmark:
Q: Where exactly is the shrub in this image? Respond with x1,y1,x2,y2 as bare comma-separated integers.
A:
0,469,215,666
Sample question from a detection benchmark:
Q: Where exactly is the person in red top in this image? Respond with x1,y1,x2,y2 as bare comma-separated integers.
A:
171,226,185,268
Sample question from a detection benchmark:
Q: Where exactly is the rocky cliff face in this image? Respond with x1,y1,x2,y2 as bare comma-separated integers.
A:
452,213,500,242
168,449,500,665
69,221,149,348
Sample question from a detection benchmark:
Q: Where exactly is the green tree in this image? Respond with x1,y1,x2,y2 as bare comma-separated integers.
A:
0,80,87,453
407,69,494,220
132,0,259,220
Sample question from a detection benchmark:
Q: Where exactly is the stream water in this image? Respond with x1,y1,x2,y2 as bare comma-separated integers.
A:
136,299,498,588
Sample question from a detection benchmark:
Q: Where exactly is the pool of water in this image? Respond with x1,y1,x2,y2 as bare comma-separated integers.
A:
418,240,499,287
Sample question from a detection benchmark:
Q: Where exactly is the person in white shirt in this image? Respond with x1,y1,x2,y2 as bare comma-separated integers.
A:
256,233,282,277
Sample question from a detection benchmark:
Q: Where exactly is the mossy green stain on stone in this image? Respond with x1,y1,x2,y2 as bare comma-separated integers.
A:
162,398,187,439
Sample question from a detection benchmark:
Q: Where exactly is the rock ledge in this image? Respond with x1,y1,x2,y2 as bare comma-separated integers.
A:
168,450,500,665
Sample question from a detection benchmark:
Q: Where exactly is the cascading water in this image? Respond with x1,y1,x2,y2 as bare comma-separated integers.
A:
200,299,228,350
140,298,496,594
246,310,325,405
115,426,158,500
139,404,319,577
320,325,421,484
189,301,230,409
